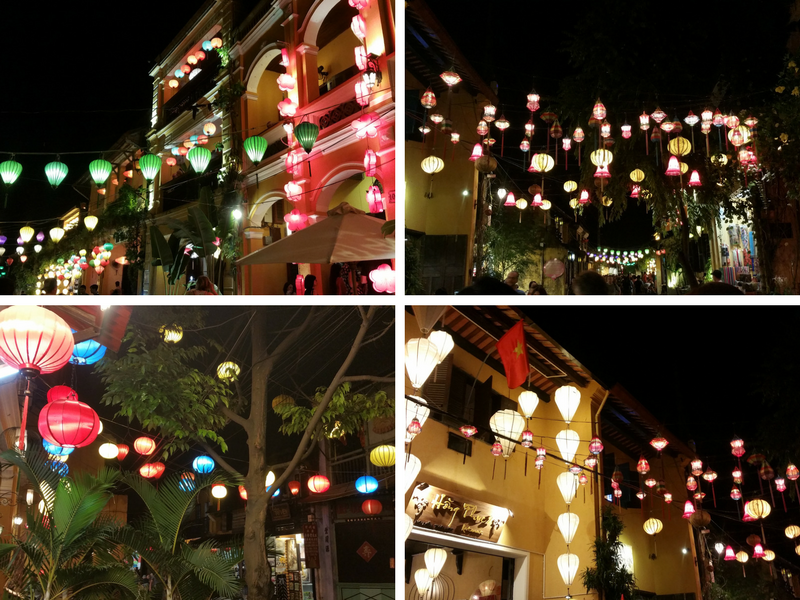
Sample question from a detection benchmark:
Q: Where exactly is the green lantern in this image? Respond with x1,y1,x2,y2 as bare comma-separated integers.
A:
89,159,113,186
187,146,212,174
45,161,69,188
295,122,319,154
243,136,267,165
0,160,22,186
139,154,161,181
103,243,114,251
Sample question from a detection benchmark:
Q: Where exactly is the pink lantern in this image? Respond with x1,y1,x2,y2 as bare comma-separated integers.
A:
366,186,383,213
630,185,640,198
712,109,724,127
685,111,700,126
572,127,585,143
688,171,701,187
592,99,607,120
621,124,632,139
520,139,530,152
469,143,482,162
284,210,308,232
277,74,296,91
682,500,695,519
369,264,395,294
526,93,540,112
731,486,742,500
594,164,611,179
665,155,681,176
532,193,543,207
280,48,290,67
278,98,298,118
450,132,460,144
364,149,378,176
579,190,590,204
350,15,366,41
752,544,764,559
639,112,650,131
476,120,489,136
285,151,304,176
284,181,303,202
355,46,368,70
349,0,370,8
651,107,666,123
731,438,745,457
355,81,370,107
504,192,516,207
38,399,100,449
562,138,572,151
351,114,381,139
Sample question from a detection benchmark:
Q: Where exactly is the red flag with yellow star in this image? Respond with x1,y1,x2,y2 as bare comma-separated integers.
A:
496,320,530,389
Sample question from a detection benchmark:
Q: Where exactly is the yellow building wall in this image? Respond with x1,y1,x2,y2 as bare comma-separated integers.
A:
405,312,600,600
317,30,359,81
251,70,284,133
407,551,503,599
328,175,373,212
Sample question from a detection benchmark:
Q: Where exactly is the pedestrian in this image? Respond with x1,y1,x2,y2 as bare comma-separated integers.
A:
634,275,644,295
111,281,121,295
304,274,317,295
186,275,217,295
526,281,539,295
90,284,99,295
572,271,609,295
283,282,295,295
504,271,526,294
530,284,548,295
78,285,87,295
621,275,633,295
712,269,723,283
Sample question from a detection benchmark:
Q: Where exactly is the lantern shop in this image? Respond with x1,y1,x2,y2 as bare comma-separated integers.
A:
404,306,702,600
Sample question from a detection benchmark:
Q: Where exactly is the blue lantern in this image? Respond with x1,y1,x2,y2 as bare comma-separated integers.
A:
272,488,281,498
175,69,185,79
48,461,69,477
179,473,196,492
70,338,107,365
355,475,378,494
202,41,213,51
43,441,74,456
192,455,215,474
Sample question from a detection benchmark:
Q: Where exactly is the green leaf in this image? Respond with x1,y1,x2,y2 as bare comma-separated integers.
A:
149,226,174,270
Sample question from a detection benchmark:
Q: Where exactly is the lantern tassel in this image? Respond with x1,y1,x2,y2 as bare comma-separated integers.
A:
492,458,496,481
769,483,776,507
504,459,508,480
538,466,542,489
524,452,528,476
500,133,504,157
18,380,31,453
782,491,787,513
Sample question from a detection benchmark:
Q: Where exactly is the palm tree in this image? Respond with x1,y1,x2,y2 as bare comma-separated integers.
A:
0,447,140,600
581,507,636,600
116,471,243,600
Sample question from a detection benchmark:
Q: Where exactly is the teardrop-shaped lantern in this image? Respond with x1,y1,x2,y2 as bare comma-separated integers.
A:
89,159,113,186
295,122,320,154
555,429,580,463
243,136,268,165
139,154,161,181
45,161,69,188
557,512,580,544
0,160,22,186
554,385,581,423
556,472,578,505
187,147,212,174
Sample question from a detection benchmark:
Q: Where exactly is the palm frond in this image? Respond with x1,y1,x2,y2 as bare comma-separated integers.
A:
57,563,141,600
51,467,119,550
182,540,243,599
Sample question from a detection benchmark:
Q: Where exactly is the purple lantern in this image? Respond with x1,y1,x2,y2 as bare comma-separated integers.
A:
36,231,45,243
16,237,23,246
0,236,6,245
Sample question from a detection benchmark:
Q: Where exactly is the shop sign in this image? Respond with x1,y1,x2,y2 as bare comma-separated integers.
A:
303,523,320,569
388,190,396,205
406,484,510,542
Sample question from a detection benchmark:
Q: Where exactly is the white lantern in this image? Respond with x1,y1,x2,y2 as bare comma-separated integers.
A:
405,514,415,540
489,410,525,458
405,396,430,443
415,569,434,594
405,453,421,493
211,484,227,499
517,391,539,419
556,472,578,505
557,553,579,586
406,338,440,390
424,548,448,578
714,542,725,554
12,516,23,526
25,489,33,506
266,470,276,489
478,580,496,596
555,385,581,423
555,429,580,463
643,518,663,536
557,512,580,544
99,443,119,459
427,331,454,364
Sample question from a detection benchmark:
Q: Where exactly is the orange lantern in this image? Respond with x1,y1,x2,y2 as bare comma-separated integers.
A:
289,481,301,496
238,485,248,500
116,444,129,460
308,475,330,493
362,499,382,515
140,462,166,479
636,456,650,475
650,436,669,452
210,37,223,49
134,436,156,455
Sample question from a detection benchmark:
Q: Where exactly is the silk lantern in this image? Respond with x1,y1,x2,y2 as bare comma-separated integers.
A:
308,475,330,493
424,548,448,577
554,385,581,423
556,472,578,504
38,398,100,449
134,437,156,455
517,391,539,419
557,513,579,544
489,410,525,458
140,463,166,479
362,499,382,515
193,455,215,474
405,338,439,390
555,429,580,463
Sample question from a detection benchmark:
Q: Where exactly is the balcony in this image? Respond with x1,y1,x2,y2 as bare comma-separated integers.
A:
319,64,360,97
159,153,222,213
159,51,222,130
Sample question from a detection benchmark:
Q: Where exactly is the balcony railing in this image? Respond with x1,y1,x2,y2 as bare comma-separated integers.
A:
158,52,222,130
320,64,360,97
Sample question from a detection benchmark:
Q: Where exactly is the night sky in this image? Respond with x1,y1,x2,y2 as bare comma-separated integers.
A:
425,0,795,249
525,306,800,565
0,3,207,222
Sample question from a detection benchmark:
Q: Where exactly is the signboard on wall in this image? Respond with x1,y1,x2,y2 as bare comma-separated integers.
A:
406,484,510,543
303,523,320,569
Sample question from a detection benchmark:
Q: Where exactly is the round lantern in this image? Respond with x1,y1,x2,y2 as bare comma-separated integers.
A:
98,443,119,459
786,525,800,539
193,455,216,474
530,153,555,173
43,440,74,457
70,337,107,366
38,399,100,449
0,306,74,377
362,499,382,515
356,475,379,494
217,361,240,380
589,149,613,167
643,518,663,536
421,156,444,175
745,499,771,520
160,325,183,343
47,385,78,404
370,445,395,467
736,551,749,563
563,180,578,193
308,475,330,493
690,510,711,528
139,462,166,479
116,444,129,460
134,437,156,456
211,483,227,499
667,137,691,156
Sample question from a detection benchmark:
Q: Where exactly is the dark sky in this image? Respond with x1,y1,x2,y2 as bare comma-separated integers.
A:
426,0,795,249
525,306,800,564
0,2,207,222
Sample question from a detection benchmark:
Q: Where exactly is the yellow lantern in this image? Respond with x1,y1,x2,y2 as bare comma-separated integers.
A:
745,499,771,520
159,325,183,343
50,227,65,243
763,550,775,561
370,444,395,467
84,216,99,232
727,125,751,147
217,361,240,380
785,525,800,539
541,199,552,210
590,149,613,167
563,180,577,193
515,198,528,210
680,162,689,175
667,137,692,156
602,197,613,207
643,518,663,536
569,198,579,209
421,156,444,175
19,227,34,243
735,551,749,563
630,169,645,183
711,153,729,166
531,153,554,173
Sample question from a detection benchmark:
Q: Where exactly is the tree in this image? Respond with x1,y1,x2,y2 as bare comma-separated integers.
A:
581,507,636,600
482,204,557,280
0,448,140,600
95,306,395,599
116,471,243,600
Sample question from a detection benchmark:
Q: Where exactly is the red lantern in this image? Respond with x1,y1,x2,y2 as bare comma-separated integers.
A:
665,155,681,176
584,456,598,469
47,385,78,403
664,492,673,504
731,438,745,457
731,486,742,500
140,463,166,479
407,418,422,436
682,500,695,519
134,436,156,455
787,464,799,480
38,399,100,449
0,306,74,377
491,442,502,457
579,190,590,205
521,430,533,448
166,157,177,167
362,499,382,515
621,123,632,139
650,436,669,452
688,171,701,187
776,478,787,492
752,543,764,559
636,456,650,475
289,481,301,496
238,485,248,500
588,436,603,455
116,444,130,460
308,475,330,493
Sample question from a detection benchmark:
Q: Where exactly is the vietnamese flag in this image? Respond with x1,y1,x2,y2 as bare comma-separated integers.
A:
496,320,530,389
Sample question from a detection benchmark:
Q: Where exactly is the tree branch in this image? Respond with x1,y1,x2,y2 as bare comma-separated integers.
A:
340,375,395,383
270,424,323,470
269,306,378,492
221,405,250,432
363,317,395,345
199,441,243,477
